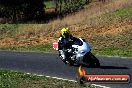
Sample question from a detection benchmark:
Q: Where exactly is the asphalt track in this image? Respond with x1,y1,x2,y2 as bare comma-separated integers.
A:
0,51,132,88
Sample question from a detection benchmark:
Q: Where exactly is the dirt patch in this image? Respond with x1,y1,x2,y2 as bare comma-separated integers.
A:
68,21,132,38
97,22,132,36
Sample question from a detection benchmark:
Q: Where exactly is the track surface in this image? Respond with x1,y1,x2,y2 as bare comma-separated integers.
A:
0,51,131,88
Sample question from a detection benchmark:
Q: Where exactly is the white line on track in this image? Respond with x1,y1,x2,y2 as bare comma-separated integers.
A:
91,84,111,88
26,73,111,88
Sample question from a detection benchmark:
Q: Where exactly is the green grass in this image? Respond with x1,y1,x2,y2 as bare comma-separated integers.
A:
93,6,132,26
0,69,95,88
0,43,131,57
0,44,54,53
101,6,132,22
0,24,20,30
111,6,132,18
93,48,132,57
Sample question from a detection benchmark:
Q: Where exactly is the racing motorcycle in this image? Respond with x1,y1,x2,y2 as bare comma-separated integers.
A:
53,38,100,67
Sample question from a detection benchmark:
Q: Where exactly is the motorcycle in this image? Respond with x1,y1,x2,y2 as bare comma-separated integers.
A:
53,38,100,67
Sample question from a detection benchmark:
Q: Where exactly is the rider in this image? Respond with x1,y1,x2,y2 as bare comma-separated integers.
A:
58,27,77,64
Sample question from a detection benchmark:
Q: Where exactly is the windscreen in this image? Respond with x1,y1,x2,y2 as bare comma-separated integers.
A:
73,38,83,46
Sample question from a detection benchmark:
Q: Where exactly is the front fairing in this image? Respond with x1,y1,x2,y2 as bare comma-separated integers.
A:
72,38,91,62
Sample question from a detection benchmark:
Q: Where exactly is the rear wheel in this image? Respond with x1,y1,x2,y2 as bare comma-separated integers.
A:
93,59,100,67
85,52,100,67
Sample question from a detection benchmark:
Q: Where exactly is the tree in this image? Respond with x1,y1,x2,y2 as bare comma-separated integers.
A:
0,0,45,23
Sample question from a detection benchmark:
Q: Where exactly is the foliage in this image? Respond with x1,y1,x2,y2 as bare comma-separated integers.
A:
0,0,91,23
0,0,45,23
60,0,88,14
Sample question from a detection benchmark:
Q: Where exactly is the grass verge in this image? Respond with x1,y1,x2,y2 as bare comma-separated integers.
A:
0,44,54,53
0,69,94,88
93,48,132,57
0,44,131,57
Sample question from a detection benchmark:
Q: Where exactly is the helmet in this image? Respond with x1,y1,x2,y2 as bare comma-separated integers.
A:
61,27,70,38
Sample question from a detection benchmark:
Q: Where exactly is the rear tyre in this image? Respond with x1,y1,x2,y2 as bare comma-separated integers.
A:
93,59,100,67
85,52,100,67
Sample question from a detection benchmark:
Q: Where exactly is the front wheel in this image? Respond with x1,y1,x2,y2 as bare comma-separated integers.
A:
61,57,75,66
